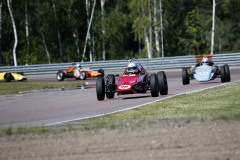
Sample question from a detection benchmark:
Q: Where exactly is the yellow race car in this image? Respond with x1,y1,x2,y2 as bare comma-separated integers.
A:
0,72,27,82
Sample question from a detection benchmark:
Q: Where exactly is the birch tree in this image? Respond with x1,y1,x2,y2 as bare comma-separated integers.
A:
101,0,106,60
128,0,151,58
144,27,151,57
85,0,92,61
142,6,151,58
52,0,63,62
82,0,96,62
91,0,95,61
159,0,164,57
40,29,51,64
154,0,160,57
210,0,215,55
25,0,29,46
148,0,153,58
0,0,2,63
138,26,141,54
7,0,18,66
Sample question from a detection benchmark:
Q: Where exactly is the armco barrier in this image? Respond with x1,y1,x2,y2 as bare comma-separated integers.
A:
0,53,239,75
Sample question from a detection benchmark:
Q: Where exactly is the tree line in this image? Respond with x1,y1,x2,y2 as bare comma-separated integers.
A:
0,0,239,66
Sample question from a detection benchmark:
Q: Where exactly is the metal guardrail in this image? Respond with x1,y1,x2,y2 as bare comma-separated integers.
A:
0,53,239,75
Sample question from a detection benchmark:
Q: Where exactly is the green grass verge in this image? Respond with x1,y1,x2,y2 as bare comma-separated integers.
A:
81,82,240,123
0,81,85,95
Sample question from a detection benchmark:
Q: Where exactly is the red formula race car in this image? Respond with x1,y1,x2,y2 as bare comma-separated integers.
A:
56,63,104,81
96,58,168,101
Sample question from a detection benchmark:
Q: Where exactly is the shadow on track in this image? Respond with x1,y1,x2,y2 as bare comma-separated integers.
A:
122,95,151,100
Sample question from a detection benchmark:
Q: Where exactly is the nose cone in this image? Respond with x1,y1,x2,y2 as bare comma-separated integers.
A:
194,67,213,82
117,74,137,92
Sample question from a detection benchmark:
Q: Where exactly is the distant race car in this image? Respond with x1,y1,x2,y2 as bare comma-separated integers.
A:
56,63,104,81
182,56,231,85
96,58,168,101
0,72,27,82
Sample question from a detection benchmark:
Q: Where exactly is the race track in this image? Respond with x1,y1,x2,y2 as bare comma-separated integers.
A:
0,67,240,128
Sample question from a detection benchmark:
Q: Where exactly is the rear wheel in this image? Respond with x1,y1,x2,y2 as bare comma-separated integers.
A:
96,77,105,101
56,71,65,81
182,68,190,85
150,74,159,97
220,66,226,82
224,64,231,82
157,71,168,95
4,73,12,82
106,74,115,99
80,71,86,80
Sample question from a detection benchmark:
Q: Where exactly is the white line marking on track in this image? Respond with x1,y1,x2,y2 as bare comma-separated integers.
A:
45,80,240,126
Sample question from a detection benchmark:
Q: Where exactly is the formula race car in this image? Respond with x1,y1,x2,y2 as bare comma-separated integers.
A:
182,56,231,85
56,63,104,81
0,72,27,82
96,58,168,101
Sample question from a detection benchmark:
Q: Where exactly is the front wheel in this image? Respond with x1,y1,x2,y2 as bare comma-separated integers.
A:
96,77,105,101
56,71,65,81
106,74,115,99
80,71,86,80
4,73,12,82
182,68,190,85
157,71,168,95
220,66,226,82
150,74,159,97
224,64,231,82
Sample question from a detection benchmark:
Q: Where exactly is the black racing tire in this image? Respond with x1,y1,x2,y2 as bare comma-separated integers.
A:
150,74,159,97
220,66,226,82
224,64,231,82
157,71,168,95
56,71,65,81
80,71,86,80
4,73,12,82
182,68,190,85
96,77,105,101
98,69,105,77
106,74,115,99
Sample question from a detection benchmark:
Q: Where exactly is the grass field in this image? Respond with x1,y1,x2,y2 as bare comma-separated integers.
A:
0,81,85,95
81,82,240,123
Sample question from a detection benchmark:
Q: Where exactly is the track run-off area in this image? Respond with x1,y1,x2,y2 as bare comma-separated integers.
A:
0,66,240,128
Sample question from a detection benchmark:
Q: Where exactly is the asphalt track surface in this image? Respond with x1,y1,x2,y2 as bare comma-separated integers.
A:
0,67,240,128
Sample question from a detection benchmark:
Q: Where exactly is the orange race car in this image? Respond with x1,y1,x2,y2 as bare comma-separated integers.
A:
56,63,104,81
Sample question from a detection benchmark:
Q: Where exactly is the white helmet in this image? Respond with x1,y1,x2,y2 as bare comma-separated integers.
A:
127,62,138,74
201,57,210,65
76,63,81,68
